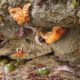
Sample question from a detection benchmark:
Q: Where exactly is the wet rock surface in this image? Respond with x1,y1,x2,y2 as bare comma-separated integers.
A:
0,0,80,80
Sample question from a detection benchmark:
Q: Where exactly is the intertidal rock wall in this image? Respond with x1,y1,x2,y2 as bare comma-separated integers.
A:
30,0,80,28
0,0,80,65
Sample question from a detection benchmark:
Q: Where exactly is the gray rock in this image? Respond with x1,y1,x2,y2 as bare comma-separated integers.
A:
51,28,80,64
30,0,76,28
0,55,79,80
0,37,52,59
0,0,80,64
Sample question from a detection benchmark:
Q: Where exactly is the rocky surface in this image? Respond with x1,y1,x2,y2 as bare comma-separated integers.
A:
0,38,52,59
0,55,80,80
0,0,80,29
0,0,80,80
51,27,80,64
0,0,80,63
30,0,80,28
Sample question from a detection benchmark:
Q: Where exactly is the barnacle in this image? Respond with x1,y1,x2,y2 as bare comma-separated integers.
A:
8,3,31,25
39,27,67,45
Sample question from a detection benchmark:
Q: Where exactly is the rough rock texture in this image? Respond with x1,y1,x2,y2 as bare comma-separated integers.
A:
0,55,80,80
0,0,79,29
0,0,80,64
0,0,80,80
0,36,52,59
30,0,79,28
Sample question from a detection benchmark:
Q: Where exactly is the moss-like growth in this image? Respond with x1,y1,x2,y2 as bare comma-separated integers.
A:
71,0,78,8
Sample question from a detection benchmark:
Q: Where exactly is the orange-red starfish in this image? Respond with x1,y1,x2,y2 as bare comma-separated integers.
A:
9,3,31,25
8,3,32,37
40,27,67,44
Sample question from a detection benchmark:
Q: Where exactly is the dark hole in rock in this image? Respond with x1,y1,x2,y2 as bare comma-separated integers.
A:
0,39,3,43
